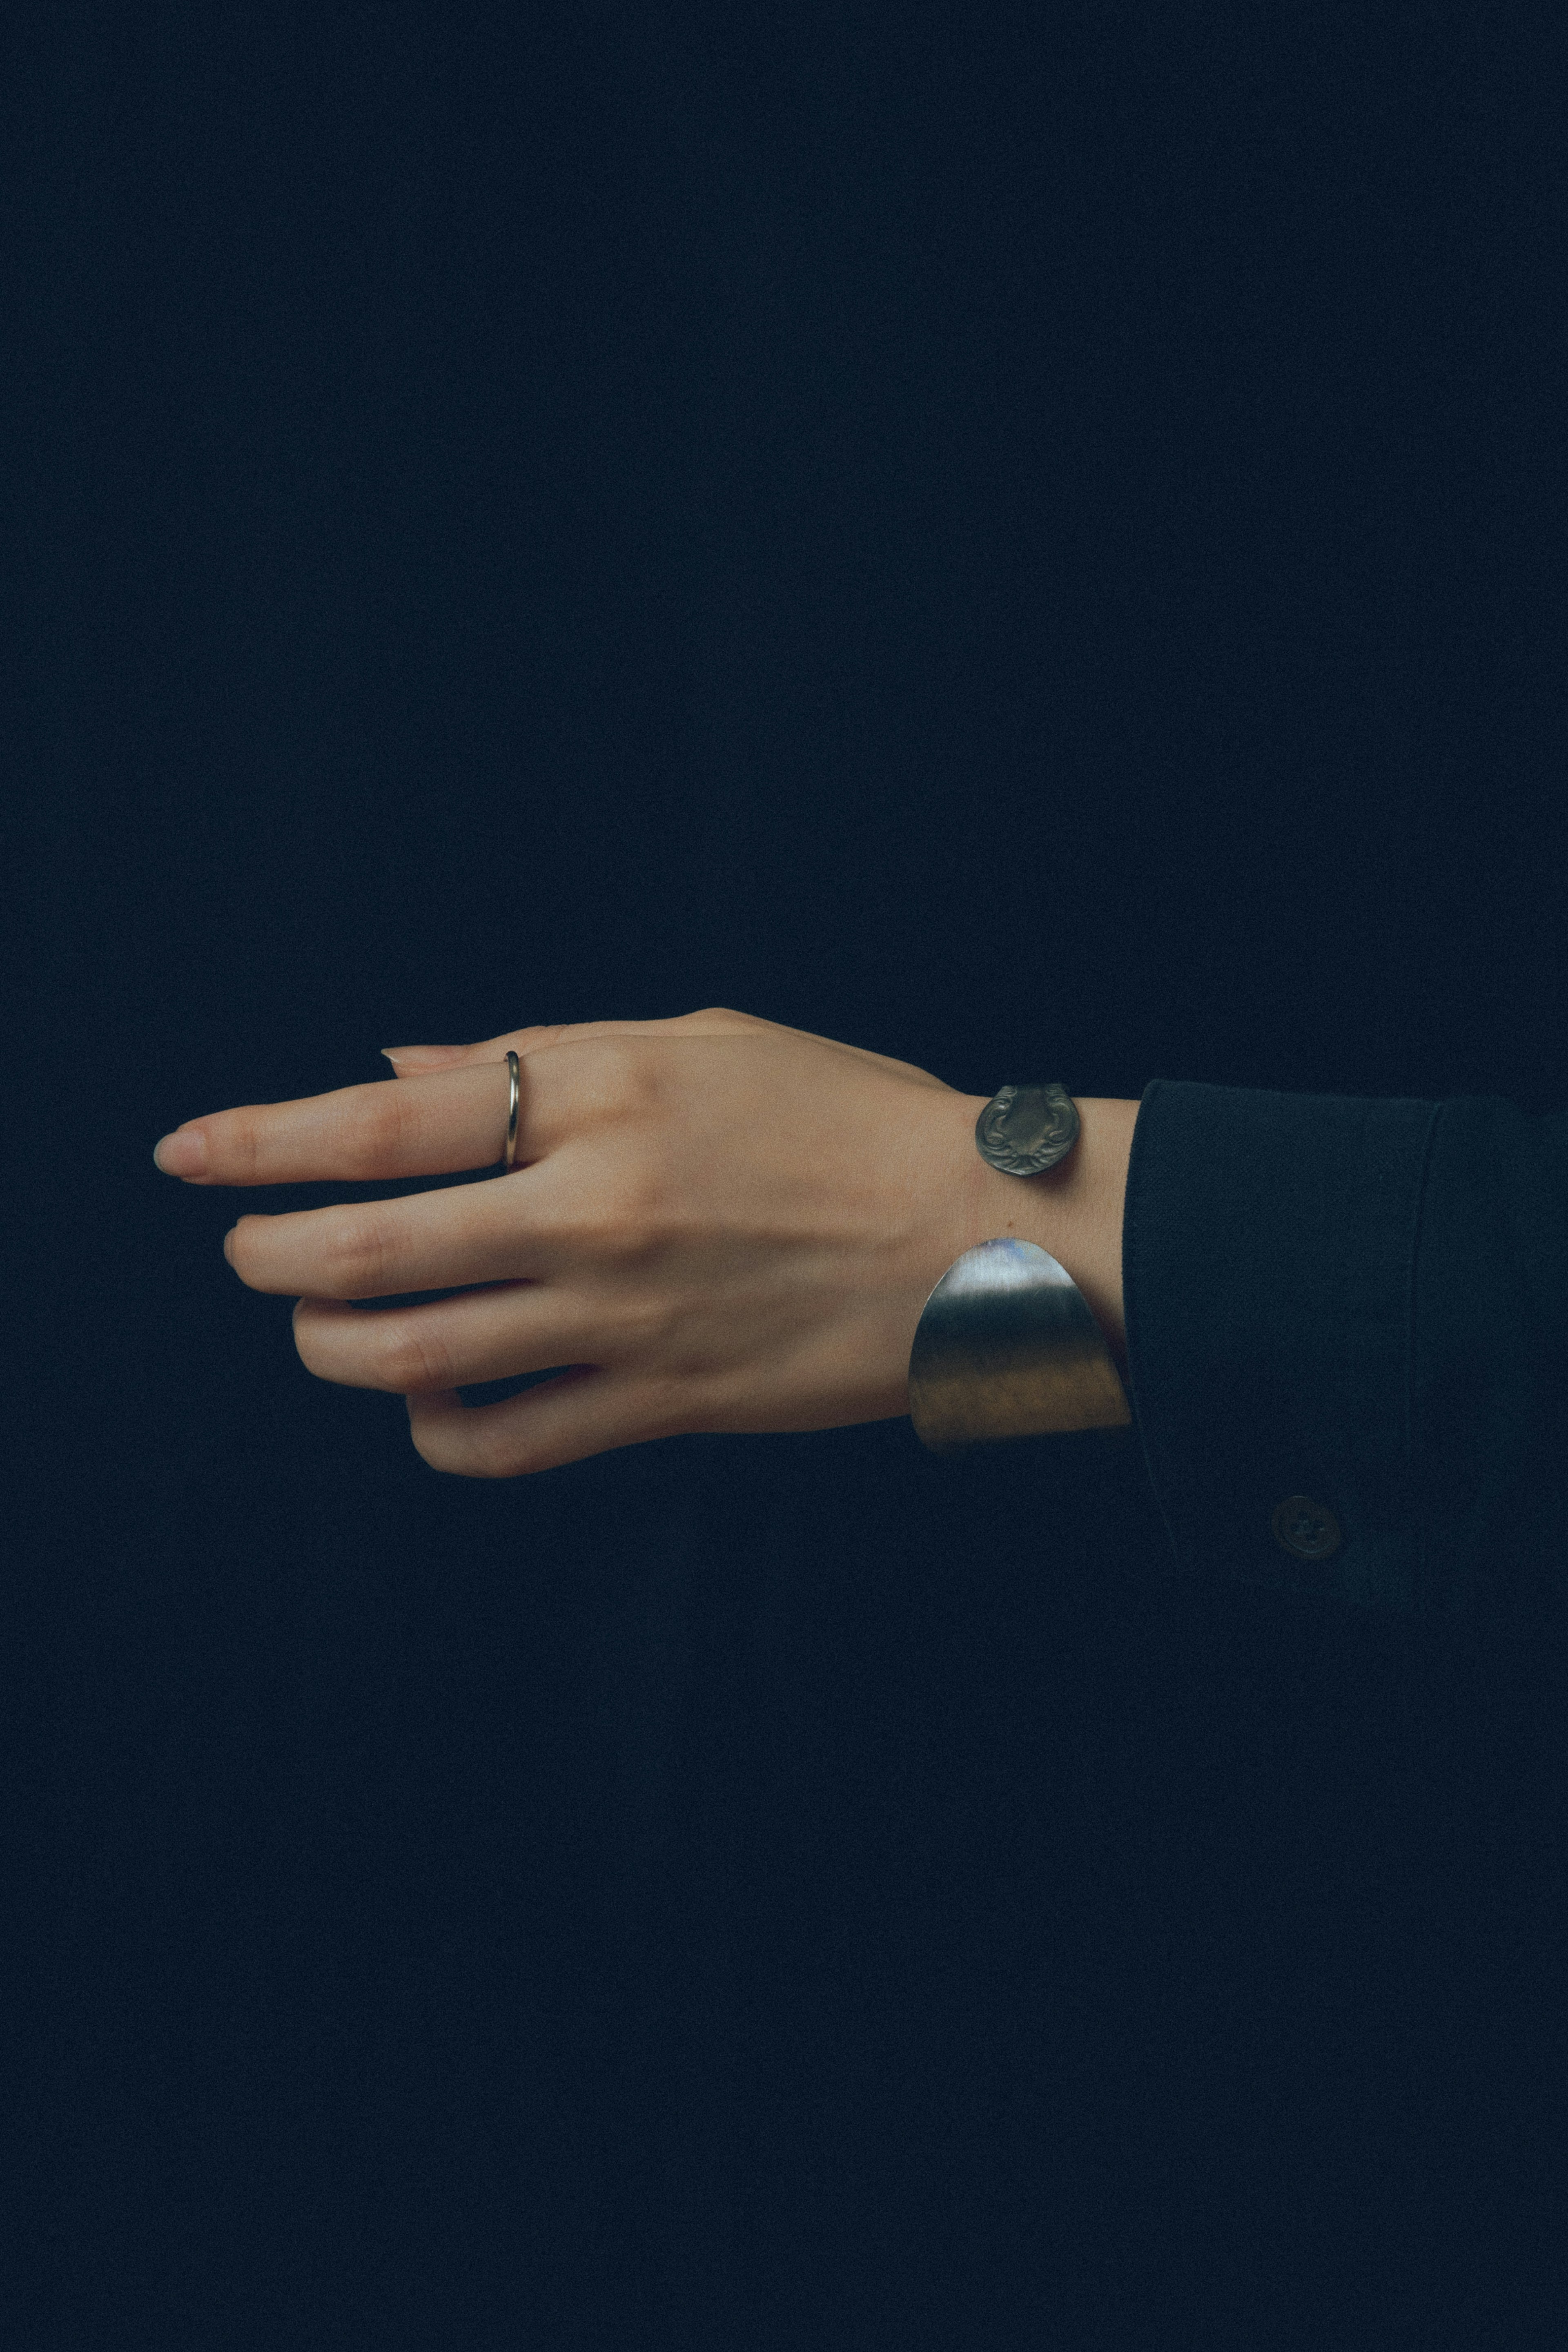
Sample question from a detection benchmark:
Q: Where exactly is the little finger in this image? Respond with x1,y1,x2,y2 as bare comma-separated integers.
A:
405,1366,668,1479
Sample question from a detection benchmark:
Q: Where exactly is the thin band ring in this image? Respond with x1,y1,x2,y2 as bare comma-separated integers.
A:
503,1050,519,1171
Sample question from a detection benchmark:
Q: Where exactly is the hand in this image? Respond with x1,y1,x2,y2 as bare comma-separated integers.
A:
153,1007,1134,1478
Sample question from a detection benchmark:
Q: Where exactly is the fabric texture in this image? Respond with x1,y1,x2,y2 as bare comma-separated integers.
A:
1122,1079,1568,1625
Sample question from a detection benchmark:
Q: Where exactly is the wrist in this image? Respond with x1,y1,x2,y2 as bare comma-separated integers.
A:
946,1091,1137,1378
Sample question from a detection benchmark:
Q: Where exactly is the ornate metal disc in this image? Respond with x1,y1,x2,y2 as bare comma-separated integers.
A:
974,1083,1080,1177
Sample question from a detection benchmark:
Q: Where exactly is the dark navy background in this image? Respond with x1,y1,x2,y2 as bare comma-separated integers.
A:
8,4,1568,2342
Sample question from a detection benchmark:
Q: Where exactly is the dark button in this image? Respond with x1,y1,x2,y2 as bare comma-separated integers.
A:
1271,1495,1343,1561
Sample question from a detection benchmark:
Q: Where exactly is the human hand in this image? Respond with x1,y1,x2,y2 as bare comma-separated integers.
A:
152,1007,1132,1478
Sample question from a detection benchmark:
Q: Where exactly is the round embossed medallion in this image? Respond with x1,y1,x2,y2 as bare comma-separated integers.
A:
974,1083,1081,1177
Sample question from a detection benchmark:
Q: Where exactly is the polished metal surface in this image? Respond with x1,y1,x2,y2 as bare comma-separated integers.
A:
974,1083,1080,1177
908,1236,1131,1454
503,1050,520,1171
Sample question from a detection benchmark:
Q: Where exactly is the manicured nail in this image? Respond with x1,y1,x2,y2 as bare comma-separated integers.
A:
381,1046,466,1068
154,1128,207,1176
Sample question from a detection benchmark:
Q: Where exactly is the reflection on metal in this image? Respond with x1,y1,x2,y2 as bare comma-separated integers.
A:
908,1237,1131,1455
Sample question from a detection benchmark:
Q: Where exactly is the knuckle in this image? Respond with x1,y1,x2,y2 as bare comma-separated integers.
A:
319,1210,396,1298
539,1146,670,1266
579,1171,668,1266
376,1316,453,1394
582,1036,662,1115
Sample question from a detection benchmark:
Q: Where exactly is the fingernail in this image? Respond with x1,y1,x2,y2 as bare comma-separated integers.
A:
223,1228,235,1264
381,1046,466,1068
154,1128,207,1176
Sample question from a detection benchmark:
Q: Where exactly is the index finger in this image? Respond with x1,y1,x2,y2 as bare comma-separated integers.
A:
152,1059,522,1186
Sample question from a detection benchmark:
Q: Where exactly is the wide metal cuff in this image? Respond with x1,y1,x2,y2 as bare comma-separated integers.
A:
907,1237,1131,1455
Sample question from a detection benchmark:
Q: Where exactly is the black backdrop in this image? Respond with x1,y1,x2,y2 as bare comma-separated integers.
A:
8,4,1568,2344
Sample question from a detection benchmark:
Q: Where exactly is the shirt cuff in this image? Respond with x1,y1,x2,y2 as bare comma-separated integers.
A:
1121,1079,1441,1610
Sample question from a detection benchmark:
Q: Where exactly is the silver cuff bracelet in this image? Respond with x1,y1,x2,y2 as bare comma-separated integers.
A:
907,1084,1132,1456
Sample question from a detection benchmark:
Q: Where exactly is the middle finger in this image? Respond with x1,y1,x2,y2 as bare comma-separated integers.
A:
226,1162,552,1299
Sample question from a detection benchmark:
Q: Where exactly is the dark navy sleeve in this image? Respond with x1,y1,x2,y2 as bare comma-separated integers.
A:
1120,1081,1568,1617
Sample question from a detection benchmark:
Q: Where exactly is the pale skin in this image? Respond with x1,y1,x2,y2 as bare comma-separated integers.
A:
152,1007,1139,1480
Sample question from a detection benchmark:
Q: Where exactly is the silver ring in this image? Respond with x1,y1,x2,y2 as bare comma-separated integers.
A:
503,1050,519,1170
